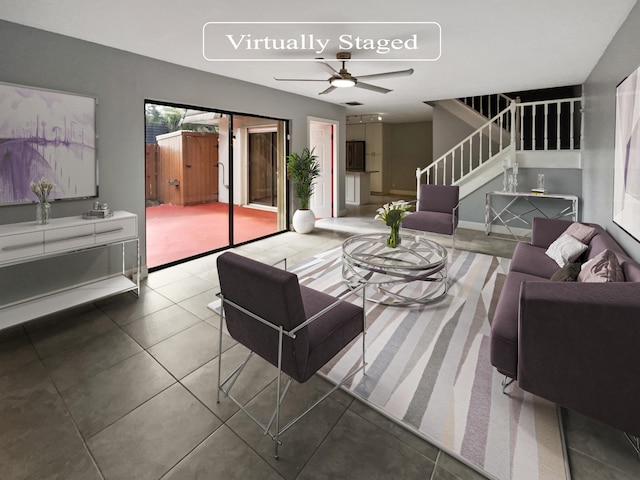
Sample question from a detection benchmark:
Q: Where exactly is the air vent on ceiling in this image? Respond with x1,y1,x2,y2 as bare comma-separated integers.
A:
344,101,364,106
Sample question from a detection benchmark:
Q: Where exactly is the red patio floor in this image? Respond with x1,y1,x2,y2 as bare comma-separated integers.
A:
146,202,278,268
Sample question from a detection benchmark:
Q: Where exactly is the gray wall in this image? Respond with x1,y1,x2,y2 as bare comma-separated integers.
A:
461,169,583,224
0,21,346,248
387,122,432,194
0,20,346,303
582,2,640,260
432,105,476,159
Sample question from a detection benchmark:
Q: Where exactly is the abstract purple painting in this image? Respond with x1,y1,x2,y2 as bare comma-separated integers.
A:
0,82,97,205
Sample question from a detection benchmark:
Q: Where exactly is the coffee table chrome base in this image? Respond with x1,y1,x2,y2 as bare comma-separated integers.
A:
341,233,448,306
343,266,448,306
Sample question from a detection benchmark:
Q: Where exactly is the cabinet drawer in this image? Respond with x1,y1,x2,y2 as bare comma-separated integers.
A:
95,217,137,245
44,224,95,253
0,231,45,264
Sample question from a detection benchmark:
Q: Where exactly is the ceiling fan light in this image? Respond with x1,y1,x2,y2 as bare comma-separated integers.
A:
331,77,356,88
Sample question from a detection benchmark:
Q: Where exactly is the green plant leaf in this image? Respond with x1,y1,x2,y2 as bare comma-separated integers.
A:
286,147,320,209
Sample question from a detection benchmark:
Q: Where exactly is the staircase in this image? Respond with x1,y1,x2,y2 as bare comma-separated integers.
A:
417,94,582,200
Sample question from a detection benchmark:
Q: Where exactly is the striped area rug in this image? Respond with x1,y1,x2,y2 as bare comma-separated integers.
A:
292,247,569,480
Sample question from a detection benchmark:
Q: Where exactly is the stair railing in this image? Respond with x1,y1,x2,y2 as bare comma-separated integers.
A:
517,97,582,150
416,96,583,198
417,101,516,192
459,93,514,122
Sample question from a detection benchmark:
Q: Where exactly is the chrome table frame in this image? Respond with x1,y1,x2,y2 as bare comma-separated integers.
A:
485,191,579,241
341,232,448,306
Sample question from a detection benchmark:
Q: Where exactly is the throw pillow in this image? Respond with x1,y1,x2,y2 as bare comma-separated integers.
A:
578,249,625,283
563,222,598,244
550,262,581,281
545,233,588,267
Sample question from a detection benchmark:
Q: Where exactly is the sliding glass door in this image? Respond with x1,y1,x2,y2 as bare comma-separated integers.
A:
144,102,288,270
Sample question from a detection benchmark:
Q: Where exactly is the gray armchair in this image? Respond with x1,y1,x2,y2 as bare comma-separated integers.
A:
402,184,460,249
216,252,367,458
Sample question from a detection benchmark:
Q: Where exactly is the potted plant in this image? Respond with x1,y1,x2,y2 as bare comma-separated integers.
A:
286,147,321,233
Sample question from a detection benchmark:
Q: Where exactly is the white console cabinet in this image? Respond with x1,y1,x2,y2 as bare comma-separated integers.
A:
0,211,139,330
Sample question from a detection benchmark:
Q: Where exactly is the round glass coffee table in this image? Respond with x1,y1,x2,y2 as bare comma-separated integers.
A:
342,232,448,306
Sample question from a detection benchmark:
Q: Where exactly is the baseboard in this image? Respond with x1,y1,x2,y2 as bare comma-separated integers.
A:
458,220,485,231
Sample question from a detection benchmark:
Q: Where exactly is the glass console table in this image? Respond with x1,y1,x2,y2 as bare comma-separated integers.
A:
485,191,579,241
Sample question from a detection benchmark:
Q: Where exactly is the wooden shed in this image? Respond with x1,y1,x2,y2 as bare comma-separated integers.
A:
155,131,219,206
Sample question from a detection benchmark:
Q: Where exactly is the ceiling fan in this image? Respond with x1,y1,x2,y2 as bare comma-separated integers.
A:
274,52,414,95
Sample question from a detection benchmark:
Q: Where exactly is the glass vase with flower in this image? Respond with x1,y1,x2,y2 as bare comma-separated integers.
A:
375,200,413,248
30,177,55,225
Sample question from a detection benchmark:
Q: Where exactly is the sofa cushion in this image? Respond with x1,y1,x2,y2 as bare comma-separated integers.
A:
530,217,574,248
509,242,562,279
550,262,581,281
545,234,588,267
584,229,625,261
490,271,547,379
563,222,597,244
578,249,625,283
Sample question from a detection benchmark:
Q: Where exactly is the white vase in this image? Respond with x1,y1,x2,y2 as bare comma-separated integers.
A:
292,209,315,233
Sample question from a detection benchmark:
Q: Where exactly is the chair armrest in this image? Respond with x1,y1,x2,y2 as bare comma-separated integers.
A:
290,282,366,336
517,280,640,435
271,257,288,270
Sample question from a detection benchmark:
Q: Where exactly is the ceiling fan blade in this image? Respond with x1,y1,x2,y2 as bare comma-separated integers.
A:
273,77,327,82
356,68,414,81
319,85,337,95
316,58,339,75
355,82,392,94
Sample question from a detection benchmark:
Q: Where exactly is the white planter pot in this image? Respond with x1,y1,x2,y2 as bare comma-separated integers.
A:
292,209,315,233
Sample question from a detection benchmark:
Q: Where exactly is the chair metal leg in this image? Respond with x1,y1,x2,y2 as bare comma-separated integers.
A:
362,286,367,376
452,203,459,252
220,351,254,395
217,303,224,403
624,433,640,459
274,327,284,459
216,291,368,459
502,375,515,394
277,358,367,437
265,377,293,435
218,341,368,458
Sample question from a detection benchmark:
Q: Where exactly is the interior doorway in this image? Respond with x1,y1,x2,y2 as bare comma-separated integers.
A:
309,118,338,218
248,129,277,207
144,102,289,270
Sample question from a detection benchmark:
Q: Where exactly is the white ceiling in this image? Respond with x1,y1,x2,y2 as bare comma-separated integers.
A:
0,0,636,123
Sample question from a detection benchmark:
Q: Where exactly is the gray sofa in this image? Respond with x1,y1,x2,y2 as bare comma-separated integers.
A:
490,216,640,437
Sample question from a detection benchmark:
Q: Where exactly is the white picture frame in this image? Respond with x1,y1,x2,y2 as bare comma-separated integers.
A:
614,67,640,242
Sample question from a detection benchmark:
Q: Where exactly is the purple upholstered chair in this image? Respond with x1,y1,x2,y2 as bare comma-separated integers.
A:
402,184,460,249
216,252,366,458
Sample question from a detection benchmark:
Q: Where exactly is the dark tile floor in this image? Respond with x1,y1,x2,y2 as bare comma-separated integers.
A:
1,200,639,479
